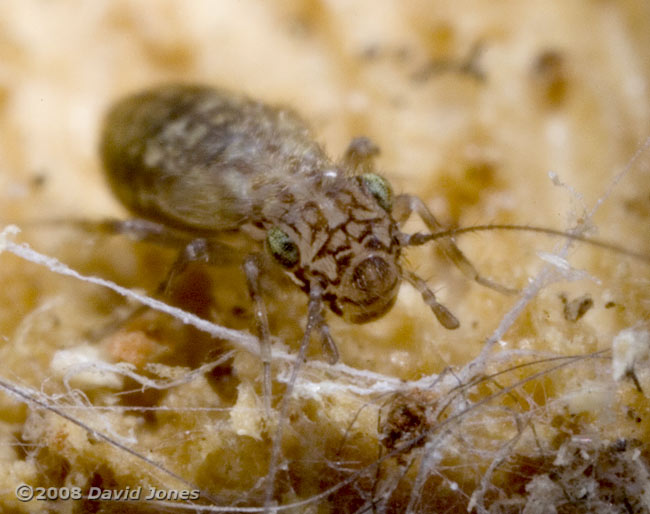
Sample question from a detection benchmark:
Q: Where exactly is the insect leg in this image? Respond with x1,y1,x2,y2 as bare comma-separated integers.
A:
67,219,241,293
265,284,324,508
243,255,273,416
342,136,380,174
158,238,239,295
402,269,460,329
71,219,189,339
90,236,240,341
315,312,339,364
394,194,518,295
66,218,192,247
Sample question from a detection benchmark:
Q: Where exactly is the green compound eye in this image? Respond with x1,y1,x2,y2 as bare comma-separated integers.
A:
360,173,393,211
267,226,300,268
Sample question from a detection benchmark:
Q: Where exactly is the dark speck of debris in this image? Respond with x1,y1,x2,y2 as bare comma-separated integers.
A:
31,173,47,188
560,293,593,322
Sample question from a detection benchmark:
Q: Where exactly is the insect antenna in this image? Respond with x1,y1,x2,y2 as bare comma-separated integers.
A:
404,223,650,264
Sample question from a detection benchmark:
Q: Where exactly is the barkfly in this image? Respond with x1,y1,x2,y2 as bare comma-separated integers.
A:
96,84,650,406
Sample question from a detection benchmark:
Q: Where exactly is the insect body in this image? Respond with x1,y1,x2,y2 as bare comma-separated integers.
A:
99,84,509,370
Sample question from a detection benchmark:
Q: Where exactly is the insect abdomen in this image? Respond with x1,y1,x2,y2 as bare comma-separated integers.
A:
100,84,329,234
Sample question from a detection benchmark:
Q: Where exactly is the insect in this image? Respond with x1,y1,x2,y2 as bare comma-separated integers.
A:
97,84,648,405
97,84,521,396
